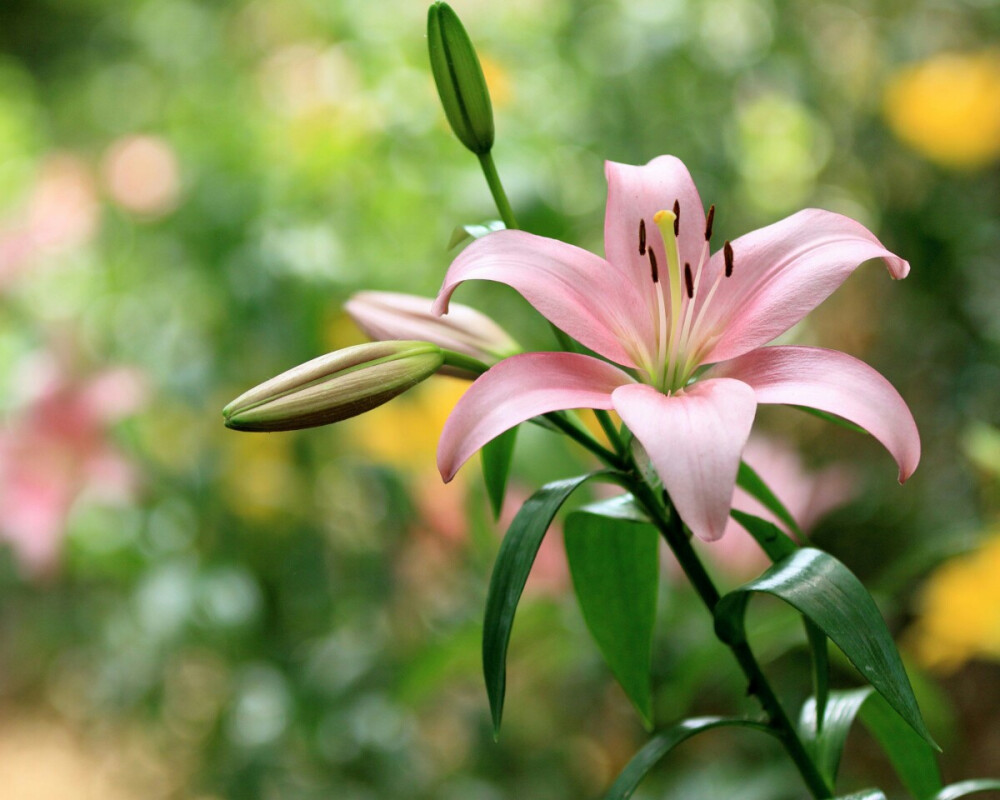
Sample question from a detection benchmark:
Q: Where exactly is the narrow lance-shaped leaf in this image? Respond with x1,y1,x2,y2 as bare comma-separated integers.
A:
481,427,517,519
732,510,830,732
800,687,873,783
448,219,506,250
800,687,941,798
861,692,942,799
603,717,777,800
730,508,797,561
736,460,804,539
564,507,659,728
934,780,1000,800
714,548,937,749
483,471,609,735
834,792,889,800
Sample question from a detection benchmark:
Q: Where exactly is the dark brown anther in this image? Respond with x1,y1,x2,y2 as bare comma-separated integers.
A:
684,262,694,298
705,204,715,241
639,219,646,256
648,247,659,283
724,240,734,277
672,199,680,236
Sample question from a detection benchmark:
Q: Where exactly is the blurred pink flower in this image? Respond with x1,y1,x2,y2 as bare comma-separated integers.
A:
102,135,181,218
0,354,147,577
411,475,570,597
0,154,100,286
690,435,856,581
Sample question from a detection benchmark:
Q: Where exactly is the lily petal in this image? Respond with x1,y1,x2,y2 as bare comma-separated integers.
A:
701,209,910,364
708,346,920,482
434,230,653,368
612,379,757,541
604,156,708,303
345,290,518,361
437,352,635,481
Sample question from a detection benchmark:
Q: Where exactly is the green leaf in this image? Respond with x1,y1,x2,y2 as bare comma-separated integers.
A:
564,509,658,728
714,548,937,749
792,405,868,435
481,427,517,519
603,717,776,800
801,686,942,798
800,686,872,782
736,460,804,539
730,509,798,561
861,692,942,799
834,792,889,800
934,780,1000,799
804,616,830,736
447,219,505,250
483,472,604,735
579,493,649,523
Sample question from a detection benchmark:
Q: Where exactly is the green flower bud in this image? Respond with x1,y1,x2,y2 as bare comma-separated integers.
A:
427,2,494,155
223,341,445,432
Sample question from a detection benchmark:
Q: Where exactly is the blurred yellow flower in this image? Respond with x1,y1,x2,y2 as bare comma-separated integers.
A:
346,377,467,471
884,51,1000,169
907,531,1000,673
479,54,512,109
219,432,301,522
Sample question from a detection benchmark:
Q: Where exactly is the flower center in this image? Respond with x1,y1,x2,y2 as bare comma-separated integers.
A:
637,203,732,392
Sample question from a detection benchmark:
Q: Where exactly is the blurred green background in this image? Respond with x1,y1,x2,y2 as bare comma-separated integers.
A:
0,0,999,797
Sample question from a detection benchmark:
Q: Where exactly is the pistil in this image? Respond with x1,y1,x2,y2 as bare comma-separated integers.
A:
652,208,684,389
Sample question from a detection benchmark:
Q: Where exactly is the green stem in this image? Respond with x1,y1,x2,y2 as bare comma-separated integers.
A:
475,151,578,355
477,151,518,230
540,412,626,470
440,349,490,376
593,409,627,458
626,478,833,799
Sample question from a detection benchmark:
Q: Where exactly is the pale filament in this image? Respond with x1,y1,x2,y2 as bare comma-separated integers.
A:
645,206,731,391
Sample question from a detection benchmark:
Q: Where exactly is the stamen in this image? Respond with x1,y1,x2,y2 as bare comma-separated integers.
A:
705,205,715,241
639,219,646,256
672,200,680,236
684,262,693,299
724,241,734,277
648,247,659,283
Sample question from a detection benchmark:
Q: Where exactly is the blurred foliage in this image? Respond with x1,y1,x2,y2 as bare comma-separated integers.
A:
0,0,998,798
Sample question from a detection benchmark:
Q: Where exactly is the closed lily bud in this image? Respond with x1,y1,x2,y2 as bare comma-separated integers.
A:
427,2,494,155
345,291,519,366
223,341,444,432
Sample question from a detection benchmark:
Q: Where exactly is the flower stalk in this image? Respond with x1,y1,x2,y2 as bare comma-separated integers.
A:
623,467,834,799
477,151,519,231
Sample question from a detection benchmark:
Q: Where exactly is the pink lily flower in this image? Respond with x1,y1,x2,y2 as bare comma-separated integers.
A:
433,156,920,541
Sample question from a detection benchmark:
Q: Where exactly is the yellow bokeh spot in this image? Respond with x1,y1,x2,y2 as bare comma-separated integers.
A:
346,376,468,471
479,54,512,109
135,402,213,473
884,51,1000,169
324,309,369,352
907,530,1000,673
219,432,300,522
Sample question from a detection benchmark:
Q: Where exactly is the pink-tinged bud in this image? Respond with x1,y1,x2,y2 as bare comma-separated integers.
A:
344,291,519,367
223,341,444,431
